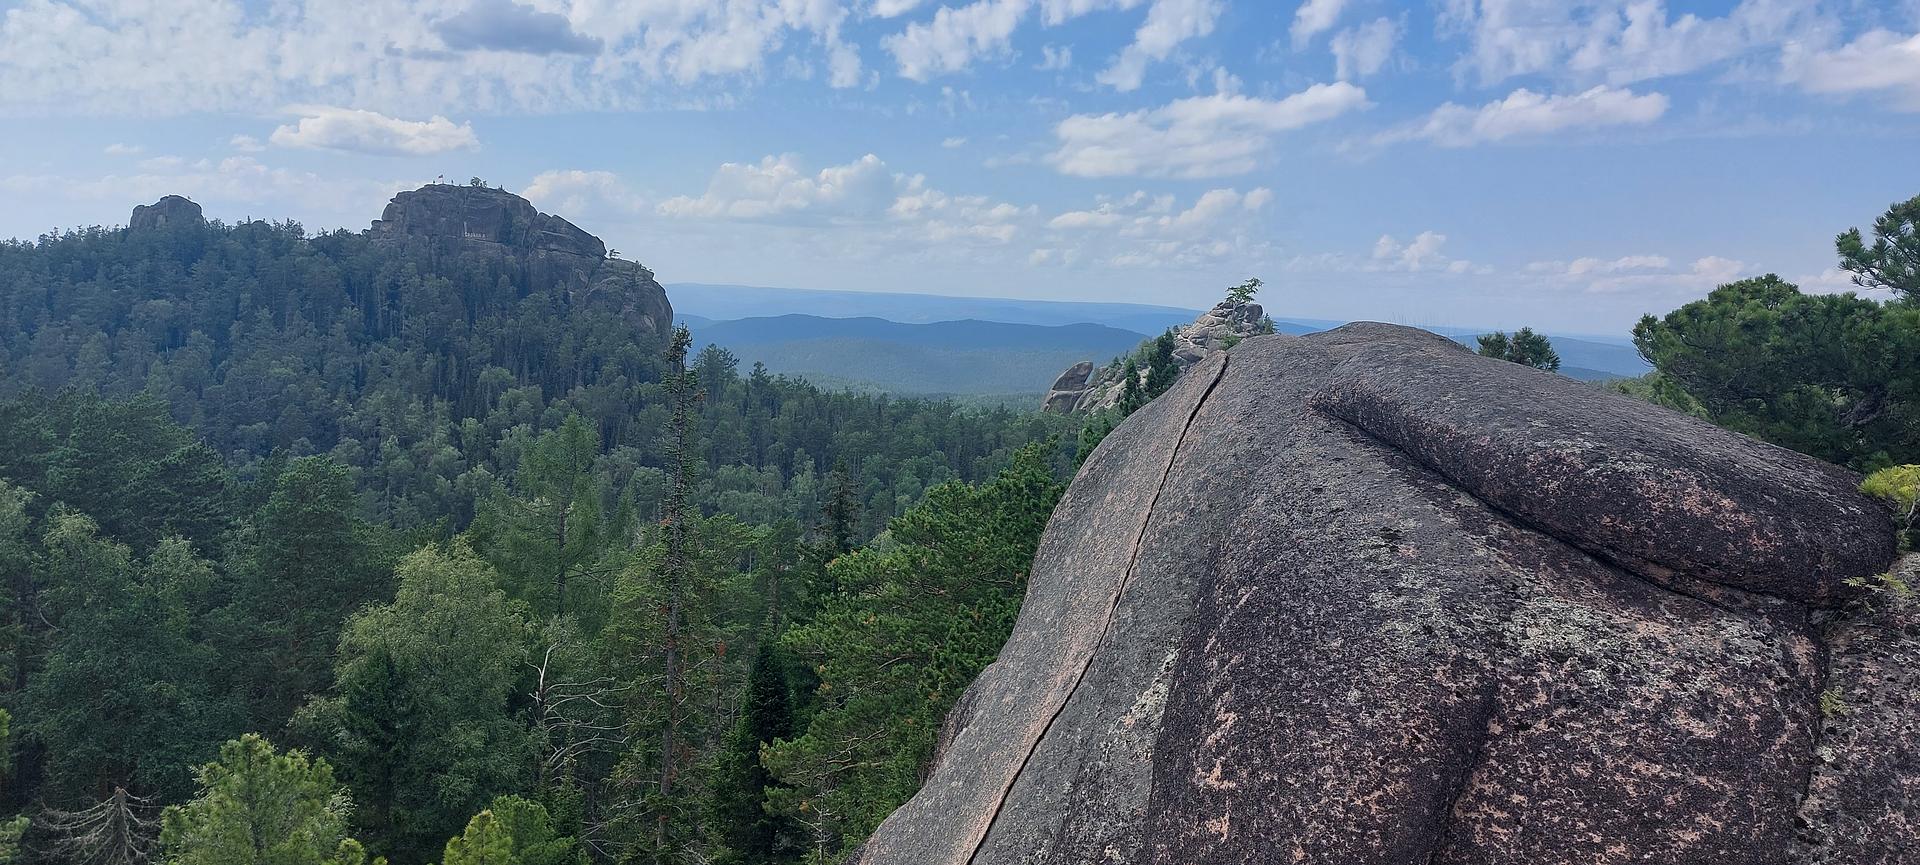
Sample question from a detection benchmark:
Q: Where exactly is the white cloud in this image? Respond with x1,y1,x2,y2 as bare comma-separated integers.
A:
1376,85,1668,147
1096,0,1224,92
1291,0,1349,48
885,0,1030,81
229,135,265,152
1043,187,1276,268
1372,231,1467,272
1450,0,1816,87
873,0,929,17
660,154,900,221
1782,30,1920,110
1528,254,1671,275
1049,83,1370,178
103,143,143,156
524,170,646,217
269,107,480,156
1526,252,1752,295
1037,44,1074,70
1331,17,1398,81
0,0,868,115
942,137,969,148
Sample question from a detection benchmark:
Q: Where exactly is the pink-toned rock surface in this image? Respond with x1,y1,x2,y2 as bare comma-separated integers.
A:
855,323,1912,865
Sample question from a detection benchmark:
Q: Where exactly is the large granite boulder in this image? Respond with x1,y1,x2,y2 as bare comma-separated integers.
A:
370,183,671,342
129,195,204,231
1043,361,1096,413
858,323,1912,865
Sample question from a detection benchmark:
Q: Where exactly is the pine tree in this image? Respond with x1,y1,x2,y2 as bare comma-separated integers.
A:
441,811,516,865
159,735,376,865
708,649,797,865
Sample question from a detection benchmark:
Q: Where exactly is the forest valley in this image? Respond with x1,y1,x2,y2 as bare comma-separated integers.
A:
0,190,1918,865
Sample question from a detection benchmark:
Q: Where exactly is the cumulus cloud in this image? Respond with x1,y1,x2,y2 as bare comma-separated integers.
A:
1782,30,1920,110
434,0,601,55
1049,83,1370,178
885,0,1030,81
1096,0,1223,92
1331,17,1398,81
1291,0,1349,48
269,107,480,156
103,143,143,156
1037,44,1074,70
1375,85,1668,147
1039,187,1277,269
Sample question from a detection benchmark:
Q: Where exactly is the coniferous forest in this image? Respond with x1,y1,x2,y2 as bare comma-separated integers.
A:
0,211,1075,864
4,188,1919,865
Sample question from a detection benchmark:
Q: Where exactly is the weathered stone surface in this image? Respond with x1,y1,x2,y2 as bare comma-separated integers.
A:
129,195,204,231
857,322,1913,865
1310,327,1893,603
373,183,605,260
1796,555,1920,864
1042,298,1266,414
370,183,671,341
1042,361,1096,413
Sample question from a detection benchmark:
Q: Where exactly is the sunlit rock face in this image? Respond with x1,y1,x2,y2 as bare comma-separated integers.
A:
859,323,1913,865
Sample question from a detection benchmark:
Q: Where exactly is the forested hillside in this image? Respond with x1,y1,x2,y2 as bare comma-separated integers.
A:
0,188,1075,865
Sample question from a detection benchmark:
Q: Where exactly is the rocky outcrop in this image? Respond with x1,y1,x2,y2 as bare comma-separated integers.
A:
1042,361,1095,413
857,323,1912,865
1042,299,1266,413
371,183,671,340
129,195,204,231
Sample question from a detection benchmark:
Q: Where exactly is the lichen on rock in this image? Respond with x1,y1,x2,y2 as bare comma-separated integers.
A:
858,323,1913,865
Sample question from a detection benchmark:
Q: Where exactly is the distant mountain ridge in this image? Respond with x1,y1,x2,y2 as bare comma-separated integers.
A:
681,313,1151,398
669,283,1203,335
675,285,1652,396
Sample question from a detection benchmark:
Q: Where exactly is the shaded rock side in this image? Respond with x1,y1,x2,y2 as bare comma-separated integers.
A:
371,183,671,340
856,322,1911,865
1042,299,1265,414
129,195,204,231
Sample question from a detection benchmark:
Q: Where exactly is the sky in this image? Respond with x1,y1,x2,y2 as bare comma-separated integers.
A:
1,0,1918,335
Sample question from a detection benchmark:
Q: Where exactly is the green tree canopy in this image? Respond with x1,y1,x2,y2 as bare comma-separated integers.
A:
764,444,1063,857
159,734,378,865
1838,193,1920,295
1633,274,1920,468
299,543,534,862
1476,328,1561,371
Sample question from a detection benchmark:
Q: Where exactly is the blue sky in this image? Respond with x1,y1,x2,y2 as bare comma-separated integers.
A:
1,0,1917,334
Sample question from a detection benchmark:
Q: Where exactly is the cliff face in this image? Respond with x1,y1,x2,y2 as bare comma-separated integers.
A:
1043,299,1265,413
859,323,1916,865
128,194,204,231
371,184,672,341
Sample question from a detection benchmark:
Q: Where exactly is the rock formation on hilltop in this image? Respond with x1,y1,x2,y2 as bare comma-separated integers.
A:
858,323,1917,865
1043,298,1267,413
128,194,204,231
371,183,673,340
